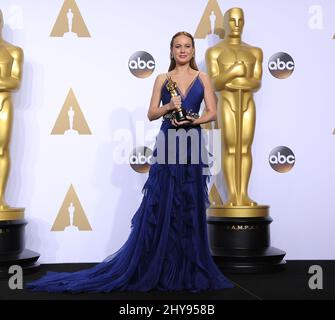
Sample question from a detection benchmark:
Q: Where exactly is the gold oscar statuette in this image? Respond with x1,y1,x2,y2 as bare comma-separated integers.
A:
206,7,268,218
205,7,285,272
165,75,189,122
0,9,39,275
0,10,24,220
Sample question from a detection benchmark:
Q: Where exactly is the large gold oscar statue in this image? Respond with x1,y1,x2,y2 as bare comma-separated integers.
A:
0,9,39,276
205,7,285,272
206,7,266,217
0,10,24,217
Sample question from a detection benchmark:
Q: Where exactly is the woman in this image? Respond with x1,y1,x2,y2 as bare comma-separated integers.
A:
27,32,234,293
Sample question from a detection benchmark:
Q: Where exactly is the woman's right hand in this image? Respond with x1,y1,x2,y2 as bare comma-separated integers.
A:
168,96,182,111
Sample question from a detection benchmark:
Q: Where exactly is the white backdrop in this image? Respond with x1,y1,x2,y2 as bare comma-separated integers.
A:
1,0,334,262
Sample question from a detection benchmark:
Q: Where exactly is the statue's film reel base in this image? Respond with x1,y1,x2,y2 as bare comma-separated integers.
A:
207,206,286,273
0,209,40,278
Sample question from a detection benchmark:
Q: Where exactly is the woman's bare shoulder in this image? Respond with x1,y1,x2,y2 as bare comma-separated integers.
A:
198,71,212,86
151,73,167,89
156,73,169,82
199,71,210,80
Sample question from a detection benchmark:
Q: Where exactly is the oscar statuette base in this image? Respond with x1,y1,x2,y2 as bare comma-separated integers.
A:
207,205,286,274
0,208,40,278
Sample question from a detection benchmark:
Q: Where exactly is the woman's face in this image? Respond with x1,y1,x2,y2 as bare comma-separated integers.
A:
171,35,194,66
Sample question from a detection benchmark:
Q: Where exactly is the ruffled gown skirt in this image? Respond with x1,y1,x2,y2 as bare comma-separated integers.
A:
27,126,233,293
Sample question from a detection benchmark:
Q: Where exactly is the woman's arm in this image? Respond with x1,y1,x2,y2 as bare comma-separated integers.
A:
192,72,217,125
147,74,174,121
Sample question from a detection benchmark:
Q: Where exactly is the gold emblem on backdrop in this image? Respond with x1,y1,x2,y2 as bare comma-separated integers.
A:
51,88,92,135
51,185,92,231
50,0,90,38
194,0,224,39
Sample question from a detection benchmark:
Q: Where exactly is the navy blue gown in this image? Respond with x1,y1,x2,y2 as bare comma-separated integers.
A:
26,73,234,293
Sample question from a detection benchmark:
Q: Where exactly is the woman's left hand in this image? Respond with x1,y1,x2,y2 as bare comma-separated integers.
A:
171,115,195,127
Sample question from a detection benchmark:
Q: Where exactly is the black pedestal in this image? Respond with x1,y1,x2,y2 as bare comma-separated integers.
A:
0,220,40,279
207,216,286,273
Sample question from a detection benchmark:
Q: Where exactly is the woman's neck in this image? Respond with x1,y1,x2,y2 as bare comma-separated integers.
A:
172,64,193,74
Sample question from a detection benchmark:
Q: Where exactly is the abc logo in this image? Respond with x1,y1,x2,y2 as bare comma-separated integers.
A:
129,146,153,173
268,52,295,79
269,146,295,173
128,51,155,78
